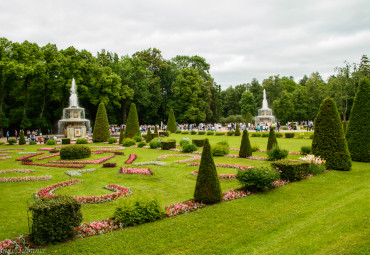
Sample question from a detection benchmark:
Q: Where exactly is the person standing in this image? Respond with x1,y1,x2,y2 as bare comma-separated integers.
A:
6,130,9,141
15,130,18,140
277,122,280,132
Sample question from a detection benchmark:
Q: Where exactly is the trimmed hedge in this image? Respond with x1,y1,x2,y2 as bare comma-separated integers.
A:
346,79,370,162
121,138,136,147
149,139,161,149
215,132,225,136
159,131,169,137
267,146,288,161
251,133,261,137
60,144,91,160
272,159,310,182
7,139,17,145
227,131,235,136
194,139,222,204
46,139,57,145
29,195,82,244
312,97,351,171
182,143,198,153
206,131,214,135
125,103,140,138
92,102,111,142
198,131,206,135
275,133,283,138
62,138,71,144
76,138,88,144
161,141,176,150
19,130,26,145
285,133,295,138
108,137,117,144
167,108,177,133
267,127,278,151
192,139,204,147
146,128,153,143
236,167,280,191
239,130,252,158
119,128,125,144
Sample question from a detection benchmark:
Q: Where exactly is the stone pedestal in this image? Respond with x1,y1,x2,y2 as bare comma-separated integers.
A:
66,126,86,139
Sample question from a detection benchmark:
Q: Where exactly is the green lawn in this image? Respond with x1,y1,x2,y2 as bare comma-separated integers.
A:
0,134,368,254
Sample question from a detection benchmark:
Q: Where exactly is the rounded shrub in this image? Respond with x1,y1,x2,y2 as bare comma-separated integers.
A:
108,137,117,144
198,131,206,135
300,146,311,155
267,146,288,161
76,138,88,144
7,139,17,145
211,143,229,156
236,167,280,191
239,129,252,158
251,144,260,152
62,138,71,145
251,133,261,137
285,133,295,138
149,138,161,149
92,102,111,142
181,131,189,134
275,133,283,138
182,143,198,153
346,79,370,162
267,127,278,151
180,138,190,147
60,144,91,160
206,131,214,136
167,108,177,133
138,141,147,148
215,132,225,136
133,136,142,142
121,138,136,147
29,141,37,145
19,130,26,145
175,130,181,134
227,131,235,136
312,97,351,170
125,103,140,138
46,139,57,145
190,130,197,135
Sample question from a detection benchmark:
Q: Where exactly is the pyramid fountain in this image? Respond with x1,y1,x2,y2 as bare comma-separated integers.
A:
254,89,276,123
58,79,90,139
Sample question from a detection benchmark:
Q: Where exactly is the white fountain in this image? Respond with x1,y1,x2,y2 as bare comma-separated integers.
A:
58,79,90,139
254,89,276,123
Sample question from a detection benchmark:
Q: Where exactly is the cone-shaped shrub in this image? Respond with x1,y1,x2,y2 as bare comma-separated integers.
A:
19,130,26,145
119,128,125,144
125,103,140,138
346,79,370,162
234,124,241,136
239,130,252,158
194,138,222,204
312,97,351,171
146,128,153,143
167,108,177,133
267,126,278,151
154,125,159,137
342,121,348,135
92,102,111,142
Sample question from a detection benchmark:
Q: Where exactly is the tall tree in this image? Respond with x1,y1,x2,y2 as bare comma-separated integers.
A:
239,90,256,117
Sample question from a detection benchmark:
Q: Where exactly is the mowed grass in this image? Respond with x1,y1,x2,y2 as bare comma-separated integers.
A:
1,134,369,254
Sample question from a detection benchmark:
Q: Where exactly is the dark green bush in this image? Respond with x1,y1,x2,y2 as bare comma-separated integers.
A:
76,138,88,144
182,143,198,153
272,159,310,182
192,139,204,147
312,97,352,170
108,137,117,144
60,144,91,160
309,134,314,139
121,138,136,147
154,125,159,137
236,167,280,191
175,130,181,134
227,131,235,136
251,133,261,137
194,139,222,204
285,133,295,138
113,199,164,227
239,130,252,158
206,131,214,135
300,146,311,155
146,129,153,143
19,130,26,145
211,144,229,156
29,141,37,145
251,144,260,152
267,146,288,161
7,139,17,145
181,131,189,134
167,108,177,133
161,141,176,150
234,124,241,136
215,132,225,136
138,141,147,148
261,132,269,137
190,130,197,135
159,131,169,137
152,133,159,139
92,102,111,142
125,103,140,138
29,195,82,244
119,128,125,144
46,139,57,145
275,133,283,138
133,135,142,142
149,139,161,149
62,138,70,144
346,79,370,162
198,131,206,135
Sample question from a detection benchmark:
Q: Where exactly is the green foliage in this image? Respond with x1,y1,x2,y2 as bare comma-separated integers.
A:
312,97,352,170
167,108,177,133
181,131,189,134
206,131,214,135
133,136,142,142
60,144,91,160
227,131,235,136
119,129,125,144
240,91,256,117
211,141,229,156
251,144,260,152
121,138,136,147
138,141,147,147
92,102,111,142
261,133,269,137
108,137,117,144
194,139,222,204
62,138,71,144
267,146,288,161
239,130,252,158
7,139,17,145
159,131,169,137
192,139,204,147
198,131,206,135
0,141,5,145
29,196,82,244
18,130,26,145
76,138,88,144
29,141,37,145
112,199,164,227
190,130,197,135
234,124,241,136
149,138,161,149
245,112,253,125
308,164,326,175
300,146,311,155
236,167,280,191
285,133,295,138
215,132,225,136
182,143,198,153
180,138,190,147
146,128,153,143
342,121,348,135
251,133,261,137
46,139,57,145
125,103,140,138
272,159,310,182
275,133,283,138
175,130,181,134
346,79,370,162
267,127,278,151
154,125,159,137
161,141,176,150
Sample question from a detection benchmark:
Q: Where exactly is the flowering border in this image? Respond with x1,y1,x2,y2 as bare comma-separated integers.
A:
158,154,201,163
65,168,96,177
0,169,35,174
120,167,153,175
0,156,12,160
133,161,167,166
49,155,115,164
188,162,253,170
125,154,137,164
190,170,236,179
0,176,52,183
22,161,84,168
16,153,44,161
36,153,60,160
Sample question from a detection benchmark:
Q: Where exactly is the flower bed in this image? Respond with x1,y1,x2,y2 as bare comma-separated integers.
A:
22,161,84,168
18,152,38,154
65,168,96,177
0,176,52,183
133,161,167,166
188,162,253,170
75,218,121,238
0,156,11,160
120,167,153,175
91,146,125,150
272,180,290,188
190,170,236,179
164,200,206,217
125,154,137,164
49,155,115,164
225,154,269,161
222,189,249,201
36,179,131,204
0,154,8,156
0,169,35,174
158,154,201,163
0,148,24,151
38,147,55,151
36,153,60,160
0,234,31,254
16,153,44,161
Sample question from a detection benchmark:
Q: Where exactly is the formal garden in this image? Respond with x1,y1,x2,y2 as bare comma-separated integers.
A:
0,79,369,254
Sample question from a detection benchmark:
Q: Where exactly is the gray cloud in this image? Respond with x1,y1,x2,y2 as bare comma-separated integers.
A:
1,0,369,88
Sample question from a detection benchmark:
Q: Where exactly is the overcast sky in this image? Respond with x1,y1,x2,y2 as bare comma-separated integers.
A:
1,0,369,88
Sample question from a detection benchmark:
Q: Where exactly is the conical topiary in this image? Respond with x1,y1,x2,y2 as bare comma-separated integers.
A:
154,125,159,137
267,126,278,151
346,79,370,162
234,124,241,136
146,128,153,143
312,97,351,171
92,102,111,143
239,130,252,158
167,108,177,133
119,128,125,144
342,121,348,135
19,130,26,145
125,103,140,138
194,138,222,204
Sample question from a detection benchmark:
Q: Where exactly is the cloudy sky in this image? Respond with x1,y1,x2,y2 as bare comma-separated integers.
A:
1,0,369,88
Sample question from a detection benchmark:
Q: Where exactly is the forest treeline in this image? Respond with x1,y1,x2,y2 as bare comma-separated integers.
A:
0,37,369,134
